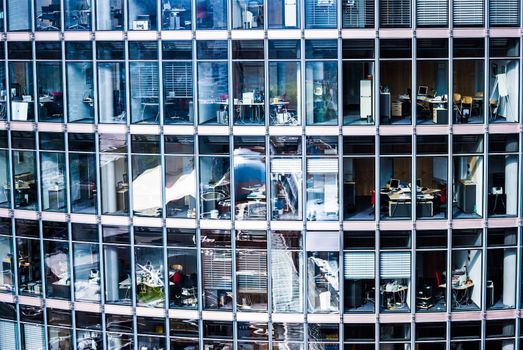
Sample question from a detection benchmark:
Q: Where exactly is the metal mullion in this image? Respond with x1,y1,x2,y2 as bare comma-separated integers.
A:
302,230,308,348
338,134,344,315
31,40,38,122
91,39,99,124
124,34,130,126
231,170,238,314
196,229,203,350
158,36,164,126
337,37,342,128
38,222,50,350
374,227,379,349
264,39,268,128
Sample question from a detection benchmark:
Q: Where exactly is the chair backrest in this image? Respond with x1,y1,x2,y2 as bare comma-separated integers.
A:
462,96,473,105
453,93,461,103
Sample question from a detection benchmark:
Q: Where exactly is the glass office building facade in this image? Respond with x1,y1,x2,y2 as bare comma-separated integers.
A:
0,0,523,349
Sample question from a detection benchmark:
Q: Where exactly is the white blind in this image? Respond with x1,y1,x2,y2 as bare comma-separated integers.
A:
163,62,193,98
0,320,17,350
307,158,338,173
489,0,519,27
342,0,375,28
380,0,411,27
453,0,484,26
271,158,302,173
202,249,232,290
23,323,45,350
380,252,411,278
237,250,267,293
306,0,337,28
417,0,448,26
344,252,375,279
306,231,340,251
7,0,30,31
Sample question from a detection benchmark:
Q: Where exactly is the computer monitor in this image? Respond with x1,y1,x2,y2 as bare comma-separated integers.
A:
416,178,422,187
418,86,428,96
390,179,400,189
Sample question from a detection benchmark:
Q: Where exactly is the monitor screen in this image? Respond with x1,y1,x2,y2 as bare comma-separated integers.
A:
418,86,428,96
390,179,400,188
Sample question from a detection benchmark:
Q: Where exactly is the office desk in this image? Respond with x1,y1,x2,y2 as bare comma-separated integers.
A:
381,187,440,217
440,280,474,307
234,101,264,124
380,284,408,310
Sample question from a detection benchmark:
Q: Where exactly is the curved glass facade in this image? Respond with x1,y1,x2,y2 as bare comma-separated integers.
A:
0,0,523,349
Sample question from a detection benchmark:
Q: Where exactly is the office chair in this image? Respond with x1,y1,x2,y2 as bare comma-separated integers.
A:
453,93,462,122
461,96,473,123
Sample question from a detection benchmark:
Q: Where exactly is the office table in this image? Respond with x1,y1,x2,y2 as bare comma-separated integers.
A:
234,101,264,124
381,187,440,217
380,284,408,310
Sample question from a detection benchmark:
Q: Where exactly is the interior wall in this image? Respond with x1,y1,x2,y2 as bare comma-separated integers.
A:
453,60,484,97
453,249,482,306
380,61,411,97
417,61,448,96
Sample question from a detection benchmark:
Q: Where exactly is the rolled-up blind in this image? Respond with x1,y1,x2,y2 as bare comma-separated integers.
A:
453,0,484,26
202,249,232,290
417,0,448,27
344,252,375,279
380,252,411,278
272,158,302,173
22,323,45,350
380,0,411,27
0,320,17,350
489,0,519,27
307,158,338,173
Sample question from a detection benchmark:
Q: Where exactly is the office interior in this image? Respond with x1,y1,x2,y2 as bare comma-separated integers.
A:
232,0,264,29
306,232,339,313
488,155,518,217
103,243,132,305
452,155,483,219
130,62,160,124
267,0,298,28
305,61,338,125
97,62,127,123
416,60,449,125
236,231,268,311
268,61,300,126
379,61,412,125
379,157,412,220
486,228,517,310
163,61,194,124
35,0,61,31
9,62,35,122
416,250,447,312
232,62,265,125
488,59,519,123
343,157,374,220
36,62,63,122
199,137,231,220
0,151,9,208
95,0,123,30
197,62,229,125
161,0,192,30
453,60,484,124
233,137,266,220
128,0,157,30
12,150,38,211
167,246,198,308
451,249,482,311
416,156,448,219
0,236,13,292
40,152,66,212
342,61,374,125
64,0,92,30
66,62,94,123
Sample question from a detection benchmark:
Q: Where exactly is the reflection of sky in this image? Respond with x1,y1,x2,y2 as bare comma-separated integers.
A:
234,149,265,200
